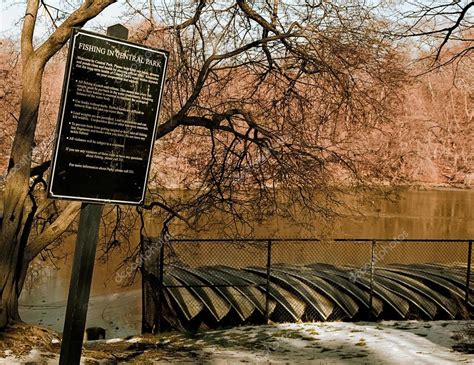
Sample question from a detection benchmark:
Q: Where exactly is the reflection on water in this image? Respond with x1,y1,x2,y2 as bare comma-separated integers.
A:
19,188,474,336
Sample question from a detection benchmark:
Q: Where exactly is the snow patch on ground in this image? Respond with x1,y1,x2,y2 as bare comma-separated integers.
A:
0,348,59,365
105,338,123,344
158,321,474,364
126,337,143,343
1,321,472,364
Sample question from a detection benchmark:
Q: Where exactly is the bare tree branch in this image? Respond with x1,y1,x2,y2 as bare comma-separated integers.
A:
435,2,473,61
163,0,207,31
40,0,59,29
35,0,117,66
25,201,81,261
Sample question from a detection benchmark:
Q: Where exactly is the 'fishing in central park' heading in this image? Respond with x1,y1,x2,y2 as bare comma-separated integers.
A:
77,42,163,67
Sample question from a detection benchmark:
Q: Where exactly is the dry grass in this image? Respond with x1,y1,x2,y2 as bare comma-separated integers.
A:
0,322,60,355
0,324,203,364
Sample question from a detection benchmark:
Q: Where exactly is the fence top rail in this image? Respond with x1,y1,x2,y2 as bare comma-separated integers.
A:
163,238,473,243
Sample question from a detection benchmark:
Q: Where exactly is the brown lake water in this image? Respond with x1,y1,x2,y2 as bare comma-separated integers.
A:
18,187,474,336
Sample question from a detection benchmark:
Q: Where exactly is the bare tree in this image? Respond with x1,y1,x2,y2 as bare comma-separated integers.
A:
124,0,408,236
0,0,117,330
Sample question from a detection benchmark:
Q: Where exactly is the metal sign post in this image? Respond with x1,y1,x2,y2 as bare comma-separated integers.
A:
55,24,167,364
58,203,103,365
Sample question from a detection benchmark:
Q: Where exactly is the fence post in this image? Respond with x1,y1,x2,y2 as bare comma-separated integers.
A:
369,240,376,321
265,239,272,323
466,240,472,308
155,237,166,333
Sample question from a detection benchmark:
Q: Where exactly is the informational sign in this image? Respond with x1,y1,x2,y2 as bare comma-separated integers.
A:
49,28,168,204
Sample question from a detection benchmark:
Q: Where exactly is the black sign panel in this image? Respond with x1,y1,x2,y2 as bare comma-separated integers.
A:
49,29,168,204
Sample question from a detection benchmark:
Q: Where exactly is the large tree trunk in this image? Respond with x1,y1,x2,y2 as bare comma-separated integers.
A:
0,55,44,329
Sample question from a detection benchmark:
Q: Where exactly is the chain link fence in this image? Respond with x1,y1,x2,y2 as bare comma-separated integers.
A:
142,238,473,333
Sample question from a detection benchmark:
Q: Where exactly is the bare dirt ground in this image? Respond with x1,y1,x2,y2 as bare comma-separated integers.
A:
1,321,473,364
